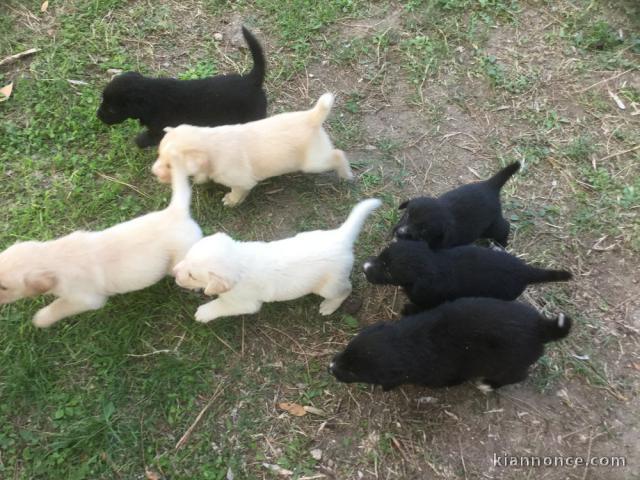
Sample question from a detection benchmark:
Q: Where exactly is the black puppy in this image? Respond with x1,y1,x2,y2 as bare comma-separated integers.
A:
330,297,571,391
364,240,571,313
97,26,267,148
393,162,520,248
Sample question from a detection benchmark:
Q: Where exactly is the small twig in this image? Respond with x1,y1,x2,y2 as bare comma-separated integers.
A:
581,432,594,480
459,438,468,480
596,144,640,163
576,68,636,93
209,329,238,355
175,383,225,450
0,48,40,67
126,349,172,358
97,173,152,199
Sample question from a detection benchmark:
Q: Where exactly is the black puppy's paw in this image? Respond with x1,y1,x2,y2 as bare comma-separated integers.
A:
401,303,423,316
135,130,161,148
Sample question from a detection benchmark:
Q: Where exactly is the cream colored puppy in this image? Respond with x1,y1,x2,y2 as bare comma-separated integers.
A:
0,165,202,327
152,93,353,207
174,198,381,323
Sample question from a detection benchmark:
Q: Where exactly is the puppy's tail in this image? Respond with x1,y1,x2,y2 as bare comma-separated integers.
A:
309,93,335,126
338,198,382,245
539,312,572,343
168,163,193,214
242,26,266,87
528,267,572,284
486,161,521,190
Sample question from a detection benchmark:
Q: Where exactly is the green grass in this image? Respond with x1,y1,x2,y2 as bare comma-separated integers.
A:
2,0,639,478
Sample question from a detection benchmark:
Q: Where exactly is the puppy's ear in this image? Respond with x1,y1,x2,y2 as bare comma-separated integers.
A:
163,126,174,133
172,260,185,277
184,151,209,176
24,271,57,296
399,200,409,210
204,271,234,295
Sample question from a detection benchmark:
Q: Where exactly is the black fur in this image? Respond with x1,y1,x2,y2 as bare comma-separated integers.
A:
393,162,520,248
97,26,267,148
330,297,572,391
363,240,572,313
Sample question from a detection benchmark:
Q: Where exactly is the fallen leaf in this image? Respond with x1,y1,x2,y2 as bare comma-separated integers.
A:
41,1,49,12
303,405,326,416
262,463,293,476
67,79,88,86
277,402,306,416
145,467,162,480
0,82,14,102
310,448,322,460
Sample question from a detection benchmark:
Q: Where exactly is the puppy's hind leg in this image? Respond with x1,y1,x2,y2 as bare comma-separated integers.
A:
332,149,353,181
484,217,510,247
32,295,107,328
317,276,352,316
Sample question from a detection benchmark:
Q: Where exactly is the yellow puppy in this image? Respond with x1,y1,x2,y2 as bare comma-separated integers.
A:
0,165,202,327
152,93,353,206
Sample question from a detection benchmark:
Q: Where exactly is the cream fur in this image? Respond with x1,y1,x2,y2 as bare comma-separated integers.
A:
0,165,202,327
151,93,353,206
174,199,382,322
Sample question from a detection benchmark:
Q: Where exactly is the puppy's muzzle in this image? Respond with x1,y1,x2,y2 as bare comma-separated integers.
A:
363,257,376,273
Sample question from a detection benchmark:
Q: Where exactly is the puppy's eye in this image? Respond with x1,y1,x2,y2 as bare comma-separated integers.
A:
0,284,7,291
188,272,196,281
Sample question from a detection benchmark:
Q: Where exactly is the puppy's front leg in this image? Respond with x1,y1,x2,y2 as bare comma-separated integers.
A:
32,296,107,328
222,187,251,207
195,298,261,323
135,129,163,148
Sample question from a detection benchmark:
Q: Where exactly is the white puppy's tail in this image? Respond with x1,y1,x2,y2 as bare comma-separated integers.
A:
309,93,335,126
338,198,382,245
168,163,193,214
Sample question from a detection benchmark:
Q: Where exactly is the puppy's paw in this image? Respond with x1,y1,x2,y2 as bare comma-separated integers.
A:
195,305,217,323
401,303,422,316
341,168,355,182
222,192,241,207
135,131,156,148
475,381,494,394
489,242,505,252
319,299,342,316
32,309,56,328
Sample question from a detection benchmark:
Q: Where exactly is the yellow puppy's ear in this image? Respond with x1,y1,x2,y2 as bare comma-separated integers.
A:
172,260,185,277
204,271,233,295
24,271,57,296
184,150,208,175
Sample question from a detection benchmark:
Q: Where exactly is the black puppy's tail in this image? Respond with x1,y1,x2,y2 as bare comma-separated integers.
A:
528,267,572,284
539,313,572,343
486,162,521,190
242,26,266,87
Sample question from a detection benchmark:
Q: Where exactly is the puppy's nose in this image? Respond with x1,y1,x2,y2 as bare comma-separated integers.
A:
363,261,372,272
397,226,408,235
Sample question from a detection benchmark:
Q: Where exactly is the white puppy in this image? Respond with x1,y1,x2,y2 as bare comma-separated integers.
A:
151,93,353,207
174,198,382,323
0,165,202,327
